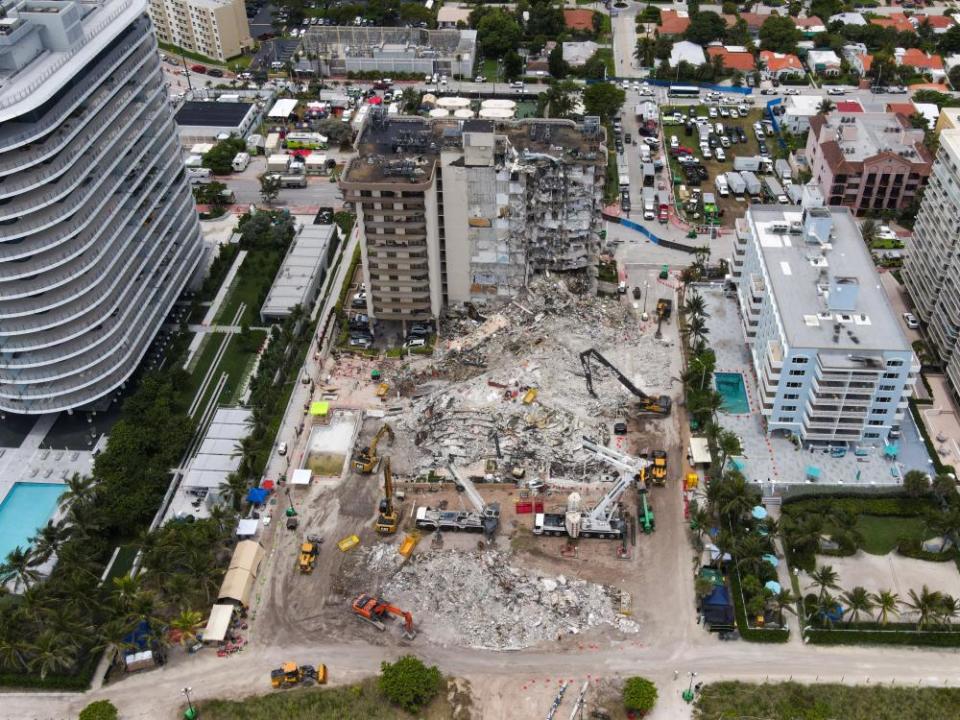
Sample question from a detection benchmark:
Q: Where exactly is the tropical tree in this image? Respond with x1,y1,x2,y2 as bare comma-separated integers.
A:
814,590,840,628
689,390,723,425
689,504,711,541
771,588,798,626
684,350,716,392
871,589,900,626
905,585,944,629
29,630,78,679
220,472,249,512
841,586,875,624
169,609,204,647
938,594,959,627
713,470,756,521
818,98,834,115
735,535,770,577
30,520,70,565
259,173,281,205
58,473,95,508
925,507,960,552
716,430,742,471
0,546,40,591
683,292,709,320
860,219,878,246
686,315,710,351
903,469,930,498
807,565,840,602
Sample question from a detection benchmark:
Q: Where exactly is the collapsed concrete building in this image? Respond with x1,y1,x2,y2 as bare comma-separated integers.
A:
340,113,607,323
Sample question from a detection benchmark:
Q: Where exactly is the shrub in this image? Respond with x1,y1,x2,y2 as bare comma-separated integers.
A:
623,676,658,714
378,655,443,713
79,700,119,720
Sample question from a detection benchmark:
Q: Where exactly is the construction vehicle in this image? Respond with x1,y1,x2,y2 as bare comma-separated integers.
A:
533,439,650,539
414,462,501,538
353,423,394,473
270,662,327,688
656,298,673,320
298,536,321,573
375,457,399,534
351,593,417,639
579,349,671,415
639,494,655,534
652,450,667,485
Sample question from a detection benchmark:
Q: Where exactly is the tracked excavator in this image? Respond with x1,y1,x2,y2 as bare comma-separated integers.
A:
353,423,394,473
350,593,417,639
579,348,671,415
375,457,399,534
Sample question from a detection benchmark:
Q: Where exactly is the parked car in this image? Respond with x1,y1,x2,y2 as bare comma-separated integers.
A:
404,337,427,349
783,88,799,95
827,87,846,95
190,64,207,73
349,336,373,349
207,68,224,77
903,312,920,330
278,442,288,456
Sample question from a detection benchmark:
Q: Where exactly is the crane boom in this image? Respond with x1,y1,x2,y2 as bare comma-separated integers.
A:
586,474,632,523
579,348,671,415
582,437,651,475
445,461,500,537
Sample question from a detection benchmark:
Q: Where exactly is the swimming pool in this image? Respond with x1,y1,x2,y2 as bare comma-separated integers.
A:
0,483,65,561
715,372,750,414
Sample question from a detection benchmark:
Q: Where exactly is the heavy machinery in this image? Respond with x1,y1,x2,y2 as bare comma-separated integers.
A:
353,423,394,473
656,298,673,320
414,462,501,539
350,593,417,639
375,457,399,535
579,349,671,415
652,450,667,485
639,494,655,534
270,662,327,688
298,537,320,573
533,439,651,539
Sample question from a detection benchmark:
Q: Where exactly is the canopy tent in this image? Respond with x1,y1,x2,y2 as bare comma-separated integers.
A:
751,505,768,520
236,518,259,537
704,542,732,563
309,401,329,416
261,479,275,491
268,98,298,118
218,567,256,607
762,553,779,567
367,95,383,105
765,580,782,595
232,540,264,574
202,604,235,643
291,468,313,486
689,437,711,465
247,487,268,505
700,585,735,626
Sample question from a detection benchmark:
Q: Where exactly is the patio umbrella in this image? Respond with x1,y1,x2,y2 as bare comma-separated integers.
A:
751,505,768,520
762,553,779,567
765,580,781,595
884,443,899,459
729,457,746,472
368,95,383,105
806,465,822,481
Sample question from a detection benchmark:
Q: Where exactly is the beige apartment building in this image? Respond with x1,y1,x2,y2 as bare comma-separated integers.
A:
339,114,606,324
148,0,251,61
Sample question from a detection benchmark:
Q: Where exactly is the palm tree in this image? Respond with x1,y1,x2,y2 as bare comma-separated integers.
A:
925,508,960,553
807,565,840,602
815,590,840,628
689,504,711,541
0,546,40,591
684,351,715,391
716,430,742,471
208,504,236,535
220,472,249,512
829,510,864,552
841,586,874,624
635,36,655,67
58,473,95,508
870,589,900,625
938,594,959,627
686,315,710,350
818,98,834,115
29,520,70,565
905,585,944,629
735,535,770,577
771,588,798,626
28,630,78,679
715,470,756,521
169,610,204,647
683,292,709,320
860,219,878,246
689,390,724,426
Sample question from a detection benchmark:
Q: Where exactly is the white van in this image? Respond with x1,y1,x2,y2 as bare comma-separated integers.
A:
231,152,250,172
186,167,212,183
404,337,426,349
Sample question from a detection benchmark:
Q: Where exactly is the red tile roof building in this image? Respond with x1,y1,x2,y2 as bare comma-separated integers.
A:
706,45,756,71
759,50,805,77
659,9,691,36
869,13,916,33
563,9,595,31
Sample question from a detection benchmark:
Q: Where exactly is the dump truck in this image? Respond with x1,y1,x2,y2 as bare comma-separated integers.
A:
651,450,667,485
298,538,320,573
351,593,417,639
270,662,327,688
353,423,394,473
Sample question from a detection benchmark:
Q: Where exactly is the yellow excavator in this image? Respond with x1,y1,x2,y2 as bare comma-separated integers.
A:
270,662,327,688
353,423,394,474
375,457,399,534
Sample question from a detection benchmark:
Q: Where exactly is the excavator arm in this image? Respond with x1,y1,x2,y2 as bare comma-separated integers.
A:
579,348,672,415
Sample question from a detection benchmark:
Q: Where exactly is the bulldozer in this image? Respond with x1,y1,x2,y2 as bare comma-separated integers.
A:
298,538,320,573
351,593,417,639
652,450,667,485
270,662,327,689
375,456,399,535
353,423,394,474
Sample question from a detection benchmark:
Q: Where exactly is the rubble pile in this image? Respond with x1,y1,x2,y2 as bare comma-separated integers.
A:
389,276,676,476
381,549,639,650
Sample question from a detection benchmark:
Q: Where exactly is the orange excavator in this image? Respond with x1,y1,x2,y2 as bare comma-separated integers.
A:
350,593,417,639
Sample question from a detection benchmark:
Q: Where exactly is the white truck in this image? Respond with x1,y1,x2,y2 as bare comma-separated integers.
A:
186,167,212,183
642,187,656,220
231,152,250,172
267,153,291,173
764,176,789,204
266,172,307,188
725,171,746,198
714,174,729,197
740,170,762,197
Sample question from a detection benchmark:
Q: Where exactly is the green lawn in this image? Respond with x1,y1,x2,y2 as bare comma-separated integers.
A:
856,515,927,555
214,248,284,327
480,57,499,82
157,41,252,70
695,682,960,720
870,238,905,250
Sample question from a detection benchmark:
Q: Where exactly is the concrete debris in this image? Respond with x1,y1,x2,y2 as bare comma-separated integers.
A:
389,275,676,479
370,548,639,650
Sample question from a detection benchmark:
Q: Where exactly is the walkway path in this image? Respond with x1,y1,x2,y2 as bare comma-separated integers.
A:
182,249,248,368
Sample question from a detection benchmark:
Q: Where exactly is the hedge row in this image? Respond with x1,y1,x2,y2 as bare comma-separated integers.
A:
782,494,930,518
910,398,957,476
807,628,960,648
728,565,790,644
897,538,957,563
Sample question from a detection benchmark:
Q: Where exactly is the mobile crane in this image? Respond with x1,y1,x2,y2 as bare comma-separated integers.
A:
375,456,399,535
533,439,651,539
350,593,417,639
353,423,394,473
579,349,671,415
414,461,500,539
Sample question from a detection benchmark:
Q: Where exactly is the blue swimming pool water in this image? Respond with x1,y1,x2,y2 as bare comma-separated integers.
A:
0,483,65,561
715,372,750,414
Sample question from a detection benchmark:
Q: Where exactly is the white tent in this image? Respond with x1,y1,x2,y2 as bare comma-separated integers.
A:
689,437,711,466
236,518,259,537
291,468,312,486
202,604,235,643
268,98,299,118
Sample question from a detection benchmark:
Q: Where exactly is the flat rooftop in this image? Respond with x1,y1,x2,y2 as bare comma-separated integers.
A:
816,111,925,162
747,205,910,354
175,101,254,128
261,222,334,317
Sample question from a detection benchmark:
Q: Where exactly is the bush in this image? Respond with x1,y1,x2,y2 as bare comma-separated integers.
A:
79,701,118,720
623,676,658,714
897,537,956,562
379,656,443,713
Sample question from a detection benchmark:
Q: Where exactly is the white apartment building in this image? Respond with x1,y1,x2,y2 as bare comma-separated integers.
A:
903,128,960,398
148,0,251,61
736,206,917,443
339,115,606,323
0,0,204,414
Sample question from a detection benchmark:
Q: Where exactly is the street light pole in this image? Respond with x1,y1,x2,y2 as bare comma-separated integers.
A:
182,687,197,720
682,672,698,703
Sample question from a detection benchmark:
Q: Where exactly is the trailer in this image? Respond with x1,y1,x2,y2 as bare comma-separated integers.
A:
642,162,655,187
740,170,761,197
733,155,762,173
763,175,789,204
725,171,746,197
775,158,792,182
267,153,291,173
266,172,307,188
642,187,656,220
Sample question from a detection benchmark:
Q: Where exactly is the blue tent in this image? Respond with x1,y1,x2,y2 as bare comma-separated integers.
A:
247,487,269,504
701,585,735,626
123,620,153,651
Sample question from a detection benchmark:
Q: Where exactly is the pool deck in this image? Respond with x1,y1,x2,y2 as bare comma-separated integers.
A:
702,287,933,488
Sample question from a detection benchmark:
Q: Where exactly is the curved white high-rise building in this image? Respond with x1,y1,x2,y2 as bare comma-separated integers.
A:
0,0,203,414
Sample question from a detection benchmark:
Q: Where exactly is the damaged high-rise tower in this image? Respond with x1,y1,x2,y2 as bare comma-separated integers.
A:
340,114,606,324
